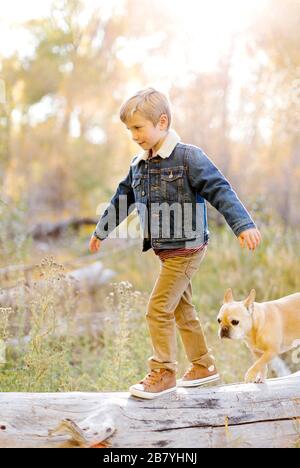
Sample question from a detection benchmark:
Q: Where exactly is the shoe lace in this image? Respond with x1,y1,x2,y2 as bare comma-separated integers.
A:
141,370,164,385
183,364,196,378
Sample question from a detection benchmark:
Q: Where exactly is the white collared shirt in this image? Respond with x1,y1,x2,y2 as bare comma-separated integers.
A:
131,129,181,166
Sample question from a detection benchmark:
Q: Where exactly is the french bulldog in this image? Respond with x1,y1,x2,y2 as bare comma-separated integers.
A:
217,288,300,383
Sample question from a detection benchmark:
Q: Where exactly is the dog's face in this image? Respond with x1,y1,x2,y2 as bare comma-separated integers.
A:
217,289,256,340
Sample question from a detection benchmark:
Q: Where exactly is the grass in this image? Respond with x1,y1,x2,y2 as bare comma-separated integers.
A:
0,223,300,392
107,223,300,381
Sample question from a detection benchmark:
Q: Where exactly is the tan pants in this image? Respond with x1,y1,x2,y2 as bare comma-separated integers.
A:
146,247,215,373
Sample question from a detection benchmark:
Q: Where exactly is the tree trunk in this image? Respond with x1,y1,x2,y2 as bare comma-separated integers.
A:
0,372,299,448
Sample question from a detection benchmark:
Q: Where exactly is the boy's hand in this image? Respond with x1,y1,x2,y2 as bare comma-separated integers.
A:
238,228,262,251
89,235,101,253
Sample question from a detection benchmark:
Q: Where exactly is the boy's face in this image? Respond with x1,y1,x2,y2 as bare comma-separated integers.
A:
125,111,168,151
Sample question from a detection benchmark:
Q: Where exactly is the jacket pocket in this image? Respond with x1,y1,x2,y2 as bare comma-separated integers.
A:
161,167,184,182
160,167,184,201
132,178,142,189
131,177,145,200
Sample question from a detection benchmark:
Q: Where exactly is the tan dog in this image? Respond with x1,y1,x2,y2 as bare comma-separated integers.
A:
217,289,300,383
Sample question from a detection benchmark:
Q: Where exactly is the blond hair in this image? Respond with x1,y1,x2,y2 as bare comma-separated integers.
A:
120,87,172,129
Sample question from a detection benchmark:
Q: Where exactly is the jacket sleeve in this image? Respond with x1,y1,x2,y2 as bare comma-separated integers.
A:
187,146,257,237
94,165,136,241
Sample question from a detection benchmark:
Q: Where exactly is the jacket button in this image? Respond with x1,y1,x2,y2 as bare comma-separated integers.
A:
142,191,145,196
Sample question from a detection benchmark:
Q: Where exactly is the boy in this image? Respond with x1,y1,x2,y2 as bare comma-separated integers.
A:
89,88,261,399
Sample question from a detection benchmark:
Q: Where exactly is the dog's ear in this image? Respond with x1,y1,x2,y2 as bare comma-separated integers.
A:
223,288,234,304
244,289,256,310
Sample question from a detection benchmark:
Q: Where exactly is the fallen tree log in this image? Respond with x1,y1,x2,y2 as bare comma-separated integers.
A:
0,372,300,448
0,261,115,308
29,217,99,240
0,240,139,283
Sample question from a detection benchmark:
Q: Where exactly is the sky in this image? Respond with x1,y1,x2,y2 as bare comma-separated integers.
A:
0,0,121,57
0,0,51,57
0,0,270,139
0,0,268,66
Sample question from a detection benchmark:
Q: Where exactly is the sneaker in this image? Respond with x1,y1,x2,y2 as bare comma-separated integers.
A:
129,369,177,399
177,364,220,387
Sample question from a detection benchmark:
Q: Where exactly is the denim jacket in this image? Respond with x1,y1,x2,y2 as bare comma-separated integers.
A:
94,130,256,252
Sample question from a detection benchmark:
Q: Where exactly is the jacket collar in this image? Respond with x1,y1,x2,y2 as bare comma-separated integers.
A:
131,129,180,167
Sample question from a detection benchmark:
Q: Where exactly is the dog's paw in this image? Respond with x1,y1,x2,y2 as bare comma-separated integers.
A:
244,369,262,384
254,373,266,384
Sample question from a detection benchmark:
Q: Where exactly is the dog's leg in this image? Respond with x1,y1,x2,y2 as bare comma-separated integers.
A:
248,351,268,383
245,351,276,383
254,365,268,383
247,350,268,383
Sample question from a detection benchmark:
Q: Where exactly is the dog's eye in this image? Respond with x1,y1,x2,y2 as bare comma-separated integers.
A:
231,320,239,326
217,318,221,324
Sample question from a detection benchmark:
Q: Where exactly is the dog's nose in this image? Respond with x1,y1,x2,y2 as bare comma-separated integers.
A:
220,326,230,339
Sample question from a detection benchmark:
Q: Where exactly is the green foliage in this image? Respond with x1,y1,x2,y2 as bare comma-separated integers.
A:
1,226,299,392
90,281,151,391
0,0,300,396
0,198,32,267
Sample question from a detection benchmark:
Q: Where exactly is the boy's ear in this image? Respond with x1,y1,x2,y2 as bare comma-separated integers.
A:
159,113,169,130
223,288,234,304
244,289,256,309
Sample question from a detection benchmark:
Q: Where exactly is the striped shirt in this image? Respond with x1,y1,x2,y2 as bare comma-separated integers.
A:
154,242,208,261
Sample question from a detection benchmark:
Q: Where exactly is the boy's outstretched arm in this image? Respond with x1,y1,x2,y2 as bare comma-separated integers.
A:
238,228,262,251
89,165,135,253
89,235,101,253
187,147,262,251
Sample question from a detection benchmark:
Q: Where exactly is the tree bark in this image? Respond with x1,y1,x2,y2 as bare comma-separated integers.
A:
0,372,299,448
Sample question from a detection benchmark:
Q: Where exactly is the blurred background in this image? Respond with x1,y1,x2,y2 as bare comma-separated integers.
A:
0,0,300,392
